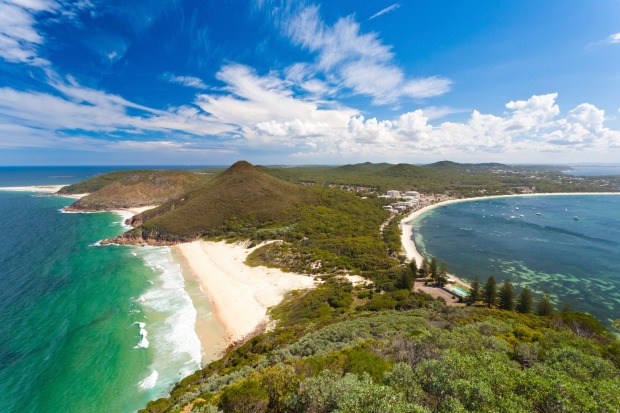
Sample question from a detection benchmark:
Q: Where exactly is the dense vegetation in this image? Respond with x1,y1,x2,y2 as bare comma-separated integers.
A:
141,277,620,413
59,169,206,211
260,161,620,196
58,161,620,412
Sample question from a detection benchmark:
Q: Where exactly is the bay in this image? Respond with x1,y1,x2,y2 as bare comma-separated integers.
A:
412,195,620,327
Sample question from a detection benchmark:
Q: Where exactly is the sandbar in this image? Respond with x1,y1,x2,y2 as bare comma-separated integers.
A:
174,240,317,345
0,185,67,193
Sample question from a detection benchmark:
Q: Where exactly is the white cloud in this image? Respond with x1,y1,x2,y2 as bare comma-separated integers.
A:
285,6,451,104
369,3,400,20
0,0,97,65
251,93,620,160
606,33,620,44
1,57,619,162
161,73,209,90
0,0,55,64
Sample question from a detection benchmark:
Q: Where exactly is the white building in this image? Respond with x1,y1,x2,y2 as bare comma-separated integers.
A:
386,190,401,198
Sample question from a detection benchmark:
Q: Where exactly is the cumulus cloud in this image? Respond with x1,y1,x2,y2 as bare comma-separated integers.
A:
285,6,451,104
251,92,620,159
1,58,619,161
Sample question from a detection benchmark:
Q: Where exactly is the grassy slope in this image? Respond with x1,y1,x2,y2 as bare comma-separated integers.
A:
61,170,206,210
124,161,313,242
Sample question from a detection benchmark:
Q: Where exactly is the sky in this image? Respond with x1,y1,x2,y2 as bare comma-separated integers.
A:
1,0,620,165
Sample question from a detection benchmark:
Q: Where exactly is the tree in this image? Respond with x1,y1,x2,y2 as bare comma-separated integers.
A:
418,258,429,279
430,257,438,284
536,293,554,316
467,276,481,305
408,260,418,279
398,266,414,291
438,262,448,287
484,276,497,308
498,280,515,310
516,287,533,314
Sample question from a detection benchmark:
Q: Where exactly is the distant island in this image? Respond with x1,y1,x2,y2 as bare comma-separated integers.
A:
55,161,620,413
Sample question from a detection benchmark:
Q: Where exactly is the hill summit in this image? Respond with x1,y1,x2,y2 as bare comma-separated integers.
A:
108,161,311,244
61,169,204,211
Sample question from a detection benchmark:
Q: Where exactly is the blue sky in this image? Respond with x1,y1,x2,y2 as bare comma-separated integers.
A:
1,0,620,165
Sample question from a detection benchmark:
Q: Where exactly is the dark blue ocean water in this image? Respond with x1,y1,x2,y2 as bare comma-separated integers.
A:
411,195,620,326
0,169,207,412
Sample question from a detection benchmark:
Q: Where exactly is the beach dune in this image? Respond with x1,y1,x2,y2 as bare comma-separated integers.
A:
174,241,317,345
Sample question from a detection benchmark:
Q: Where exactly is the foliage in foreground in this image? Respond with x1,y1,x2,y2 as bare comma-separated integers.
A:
140,280,620,413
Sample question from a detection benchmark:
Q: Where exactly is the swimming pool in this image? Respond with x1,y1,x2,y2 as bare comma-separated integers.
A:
451,285,470,296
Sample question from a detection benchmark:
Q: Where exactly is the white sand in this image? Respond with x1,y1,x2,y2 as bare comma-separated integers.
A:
174,240,317,344
0,185,67,193
112,205,158,216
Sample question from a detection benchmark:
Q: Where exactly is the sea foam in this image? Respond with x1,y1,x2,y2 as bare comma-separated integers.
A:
134,322,149,349
133,247,202,392
138,370,159,390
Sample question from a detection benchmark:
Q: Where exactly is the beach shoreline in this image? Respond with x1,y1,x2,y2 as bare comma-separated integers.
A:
0,185,68,193
173,240,317,348
400,191,620,295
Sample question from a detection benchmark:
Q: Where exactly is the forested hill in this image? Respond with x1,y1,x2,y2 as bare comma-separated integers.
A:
261,161,620,195
106,161,316,244
59,169,205,211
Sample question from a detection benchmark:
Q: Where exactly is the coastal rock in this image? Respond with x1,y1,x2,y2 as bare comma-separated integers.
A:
127,214,144,227
100,234,182,246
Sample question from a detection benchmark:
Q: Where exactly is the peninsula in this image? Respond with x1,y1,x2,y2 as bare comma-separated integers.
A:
55,161,620,413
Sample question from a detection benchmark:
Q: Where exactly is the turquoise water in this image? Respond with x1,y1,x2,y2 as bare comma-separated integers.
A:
411,195,620,326
0,191,204,412
451,286,470,296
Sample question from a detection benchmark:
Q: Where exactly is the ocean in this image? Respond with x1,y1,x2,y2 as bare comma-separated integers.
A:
563,164,620,176
411,195,620,327
0,167,217,413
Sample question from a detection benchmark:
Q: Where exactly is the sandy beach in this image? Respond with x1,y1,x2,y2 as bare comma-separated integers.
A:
0,185,67,193
174,241,317,345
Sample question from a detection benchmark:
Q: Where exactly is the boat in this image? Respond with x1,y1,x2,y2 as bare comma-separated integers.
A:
573,216,579,221
536,212,542,216
510,216,516,219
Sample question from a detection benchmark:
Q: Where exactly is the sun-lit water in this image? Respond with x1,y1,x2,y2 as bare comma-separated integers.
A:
411,195,620,327
0,167,208,412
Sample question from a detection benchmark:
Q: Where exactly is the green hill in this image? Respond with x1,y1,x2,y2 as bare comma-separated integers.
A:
114,161,312,243
61,170,205,211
